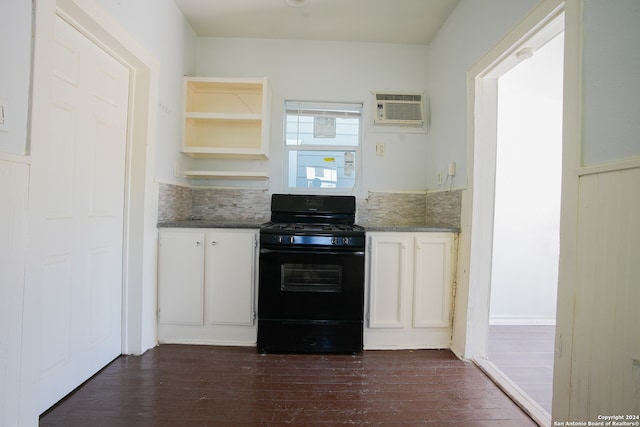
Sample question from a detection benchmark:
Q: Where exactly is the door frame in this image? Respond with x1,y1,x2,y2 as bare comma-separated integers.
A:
457,5,566,423
21,0,160,422
453,0,568,361
453,0,583,422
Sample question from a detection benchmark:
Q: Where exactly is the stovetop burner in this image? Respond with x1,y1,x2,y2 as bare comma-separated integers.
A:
261,223,364,233
260,194,365,249
260,222,365,249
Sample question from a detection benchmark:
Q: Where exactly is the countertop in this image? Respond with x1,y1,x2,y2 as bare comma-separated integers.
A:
157,220,266,229
360,224,460,233
157,220,459,233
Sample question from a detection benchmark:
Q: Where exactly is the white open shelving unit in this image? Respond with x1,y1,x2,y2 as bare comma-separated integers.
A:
181,77,271,182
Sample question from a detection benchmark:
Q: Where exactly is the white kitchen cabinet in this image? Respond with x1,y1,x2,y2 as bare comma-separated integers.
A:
182,77,270,160
158,229,205,325
367,234,413,329
413,235,454,328
365,232,456,349
157,228,259,345
205,230,256,326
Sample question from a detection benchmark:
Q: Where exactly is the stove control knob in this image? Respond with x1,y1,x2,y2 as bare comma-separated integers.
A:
331,237,339,245
288,236,295,244
342,237,350,246
277,235,284,244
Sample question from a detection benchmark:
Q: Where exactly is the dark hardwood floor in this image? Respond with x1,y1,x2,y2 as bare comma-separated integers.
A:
40,345,537,426
488,325,555,414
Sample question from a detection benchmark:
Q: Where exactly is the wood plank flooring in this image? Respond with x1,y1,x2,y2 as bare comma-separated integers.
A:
488,325,555,414
40,345,537,426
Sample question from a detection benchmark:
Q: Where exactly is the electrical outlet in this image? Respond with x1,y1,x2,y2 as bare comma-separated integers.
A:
448,161,456,176
376,143,385,156
0,100,8,132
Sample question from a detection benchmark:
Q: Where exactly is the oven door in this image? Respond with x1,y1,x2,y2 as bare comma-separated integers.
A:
258,246,365,321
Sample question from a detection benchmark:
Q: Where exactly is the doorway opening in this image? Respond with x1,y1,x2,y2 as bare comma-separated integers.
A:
487,29,564,416
463,4,565,426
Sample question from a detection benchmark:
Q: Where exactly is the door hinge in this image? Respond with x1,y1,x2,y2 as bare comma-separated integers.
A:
555,332,563,358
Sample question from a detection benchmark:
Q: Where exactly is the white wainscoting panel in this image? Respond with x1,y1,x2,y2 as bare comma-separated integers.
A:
570,165,640,418
0,159,29,427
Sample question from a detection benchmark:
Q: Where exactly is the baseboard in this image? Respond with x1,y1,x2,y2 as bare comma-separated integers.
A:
489,317,556,326
473,357,551,427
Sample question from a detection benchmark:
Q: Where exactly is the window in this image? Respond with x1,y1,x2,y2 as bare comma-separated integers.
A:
284,101,362,192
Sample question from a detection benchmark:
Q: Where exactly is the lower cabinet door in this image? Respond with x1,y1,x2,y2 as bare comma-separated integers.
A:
368,234,413,329
158,230,205,325
205,230,256,326
413,235,453,328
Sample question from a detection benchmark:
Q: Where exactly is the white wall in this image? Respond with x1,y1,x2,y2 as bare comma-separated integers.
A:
425,0,540,189
581,0,640,165
0,1,31,154
95,0,197,185
195,38,431,196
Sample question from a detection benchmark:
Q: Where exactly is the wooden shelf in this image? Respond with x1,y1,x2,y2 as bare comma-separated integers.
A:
185,112,262,121
184,171,269,180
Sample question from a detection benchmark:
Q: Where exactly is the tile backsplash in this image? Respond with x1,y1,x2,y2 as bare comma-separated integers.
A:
158,184,462,228
357,190,461,228
425,190,462,228
158,184,270,223
158,183,191,222
191,187,270,223
356,192,427,226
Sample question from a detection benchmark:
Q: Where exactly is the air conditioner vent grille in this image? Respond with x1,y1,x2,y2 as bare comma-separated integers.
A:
375,93,422,102
383,102,422,121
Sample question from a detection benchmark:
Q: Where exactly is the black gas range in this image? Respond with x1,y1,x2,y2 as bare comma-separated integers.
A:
257,194,366,354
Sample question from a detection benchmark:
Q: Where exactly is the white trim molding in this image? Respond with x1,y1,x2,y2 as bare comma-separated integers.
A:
577,156,640,176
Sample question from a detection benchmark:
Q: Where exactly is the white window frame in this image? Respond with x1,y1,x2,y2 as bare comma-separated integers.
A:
283,100,363,194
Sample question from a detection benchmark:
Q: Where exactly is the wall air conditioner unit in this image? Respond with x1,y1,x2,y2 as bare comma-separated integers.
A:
374,92,424,127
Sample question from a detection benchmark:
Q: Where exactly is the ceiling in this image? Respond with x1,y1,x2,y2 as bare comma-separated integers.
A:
173,0,461,45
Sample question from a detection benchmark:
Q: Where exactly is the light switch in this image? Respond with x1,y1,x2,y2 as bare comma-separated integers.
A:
376,143,385,156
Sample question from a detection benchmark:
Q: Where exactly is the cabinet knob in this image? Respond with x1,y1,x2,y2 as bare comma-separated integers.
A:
196,241,201,246
211,241,217,246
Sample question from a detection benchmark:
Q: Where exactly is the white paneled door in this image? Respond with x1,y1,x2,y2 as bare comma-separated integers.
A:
38,16,130,412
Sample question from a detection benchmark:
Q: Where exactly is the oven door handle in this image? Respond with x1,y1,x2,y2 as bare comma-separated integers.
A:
260,248,365,256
